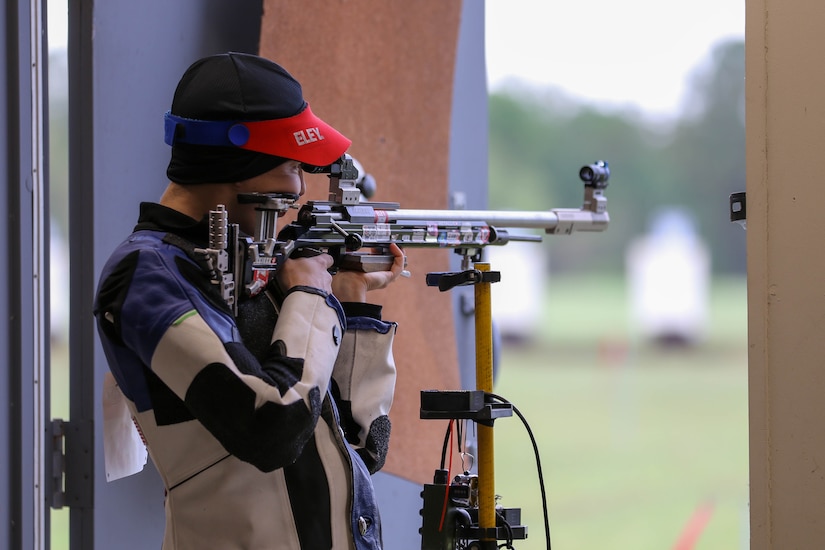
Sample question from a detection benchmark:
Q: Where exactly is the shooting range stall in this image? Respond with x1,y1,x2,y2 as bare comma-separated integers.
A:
4,0,825,548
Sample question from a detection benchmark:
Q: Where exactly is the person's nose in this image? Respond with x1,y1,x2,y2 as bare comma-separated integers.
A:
298,171,306,196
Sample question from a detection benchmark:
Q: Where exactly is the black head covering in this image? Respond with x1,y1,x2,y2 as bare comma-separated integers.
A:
166,52,305,184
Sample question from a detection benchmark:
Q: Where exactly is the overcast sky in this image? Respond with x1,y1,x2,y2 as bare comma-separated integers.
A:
485,0,745,117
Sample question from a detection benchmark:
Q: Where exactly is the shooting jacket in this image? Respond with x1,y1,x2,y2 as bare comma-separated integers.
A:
94,202,397,550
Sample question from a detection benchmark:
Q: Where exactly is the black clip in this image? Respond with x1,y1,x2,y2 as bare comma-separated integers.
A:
425,269,501,292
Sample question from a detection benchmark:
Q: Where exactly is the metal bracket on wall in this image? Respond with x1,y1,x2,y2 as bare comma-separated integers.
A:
49,419,93,509
730,191,747,230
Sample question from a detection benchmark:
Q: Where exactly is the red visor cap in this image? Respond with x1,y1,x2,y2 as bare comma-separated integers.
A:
228,103,352,167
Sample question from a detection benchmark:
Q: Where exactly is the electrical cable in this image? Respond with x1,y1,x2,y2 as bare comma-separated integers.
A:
440,419,452,470
488,393,553,550
495,508,515,549
430,396,552,549
438,419,455,532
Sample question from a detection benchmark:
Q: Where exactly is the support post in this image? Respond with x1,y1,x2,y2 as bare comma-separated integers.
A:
474,263,496,548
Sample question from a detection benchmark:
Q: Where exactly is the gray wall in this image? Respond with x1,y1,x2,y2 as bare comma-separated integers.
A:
69,1,262,548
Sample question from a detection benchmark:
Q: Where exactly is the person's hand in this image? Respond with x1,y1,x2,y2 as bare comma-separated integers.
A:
332,243,407,303
275,252,334,294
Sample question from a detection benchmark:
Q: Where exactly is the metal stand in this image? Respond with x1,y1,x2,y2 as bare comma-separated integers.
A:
419,262,527,549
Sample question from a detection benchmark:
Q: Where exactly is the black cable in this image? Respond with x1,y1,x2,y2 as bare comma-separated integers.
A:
495,508,515,549
488,393,552,550
440,421,452,470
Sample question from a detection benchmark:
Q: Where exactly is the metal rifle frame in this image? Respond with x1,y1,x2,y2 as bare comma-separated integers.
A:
196,155,611,317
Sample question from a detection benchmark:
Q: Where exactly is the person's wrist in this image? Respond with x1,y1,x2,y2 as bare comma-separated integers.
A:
332,272,367,303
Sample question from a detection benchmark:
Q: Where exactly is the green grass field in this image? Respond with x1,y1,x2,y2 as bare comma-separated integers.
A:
489,274,749,549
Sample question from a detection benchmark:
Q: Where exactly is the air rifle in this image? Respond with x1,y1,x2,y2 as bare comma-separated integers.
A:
199,154,611,314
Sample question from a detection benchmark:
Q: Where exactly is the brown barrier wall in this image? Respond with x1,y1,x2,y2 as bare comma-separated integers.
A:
259,0,464,484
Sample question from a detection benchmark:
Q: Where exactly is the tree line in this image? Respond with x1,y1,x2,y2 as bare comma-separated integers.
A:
488,39,746,275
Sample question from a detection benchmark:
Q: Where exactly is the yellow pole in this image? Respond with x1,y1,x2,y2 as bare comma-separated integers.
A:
474,263,496,545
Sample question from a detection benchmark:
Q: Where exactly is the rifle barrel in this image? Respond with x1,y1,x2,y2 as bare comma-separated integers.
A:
385,208,610,234
388,209,562,228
